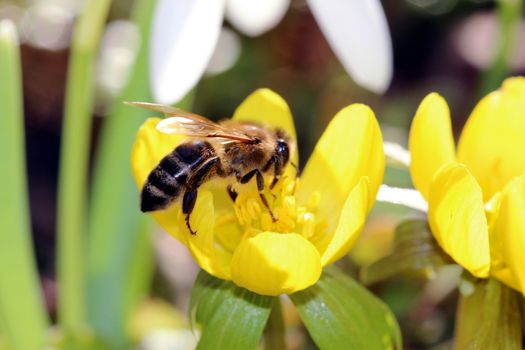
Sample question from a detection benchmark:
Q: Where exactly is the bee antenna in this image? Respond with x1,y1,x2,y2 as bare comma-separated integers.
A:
290,161,300,177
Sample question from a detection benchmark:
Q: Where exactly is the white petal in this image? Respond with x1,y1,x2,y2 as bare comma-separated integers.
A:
205,27,241,75
225,0,290,37
376,184,428,212
383,141,411,167
150,0,225,104
0,19,18,45
307,0,393,93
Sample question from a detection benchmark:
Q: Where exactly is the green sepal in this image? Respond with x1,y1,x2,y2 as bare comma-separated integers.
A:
455,277,521,350
290,266,402,350
190,270,274,350
361,219,452,285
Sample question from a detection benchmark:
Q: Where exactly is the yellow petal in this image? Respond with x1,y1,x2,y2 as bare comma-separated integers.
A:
233,88,296,139
428,163,490,278
214,212,243,253
319,177,369,266
178,190,233,280
230,232,322,295
484,190,521,290
491,173,525,295
493,268,521,292
458,77,525,200
131,118,187,240
485,191,506,270
232,88,298,164
131,118,186,187
409,93,456,200
298,104,384,230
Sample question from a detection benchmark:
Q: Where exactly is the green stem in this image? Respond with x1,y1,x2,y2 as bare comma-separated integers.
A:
479,0,523,95
57,0,111,331
0,20,49,350
264,297,287,350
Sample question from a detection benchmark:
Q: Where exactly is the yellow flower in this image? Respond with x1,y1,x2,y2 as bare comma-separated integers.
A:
131,89,384,295
409,77,525,295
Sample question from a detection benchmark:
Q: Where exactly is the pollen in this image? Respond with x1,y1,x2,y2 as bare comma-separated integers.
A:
230,176,323,240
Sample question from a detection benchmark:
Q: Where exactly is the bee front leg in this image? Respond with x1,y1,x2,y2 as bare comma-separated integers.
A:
182,189,198,235
240,169,276,222
269,158,284,190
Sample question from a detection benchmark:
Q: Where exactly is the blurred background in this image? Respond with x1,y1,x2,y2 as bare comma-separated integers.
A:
1,0,524,349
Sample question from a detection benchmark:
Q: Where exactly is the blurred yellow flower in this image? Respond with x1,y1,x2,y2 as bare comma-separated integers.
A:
131,89,384,296
409,77,525,295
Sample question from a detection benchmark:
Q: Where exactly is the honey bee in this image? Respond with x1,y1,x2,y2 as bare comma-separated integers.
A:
128,102,293,235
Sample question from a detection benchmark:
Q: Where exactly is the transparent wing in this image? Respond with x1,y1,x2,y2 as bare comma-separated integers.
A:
125,101,187,116
126,101,254,142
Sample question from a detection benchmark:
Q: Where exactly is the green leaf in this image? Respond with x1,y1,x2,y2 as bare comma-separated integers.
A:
0,20,49,350
290,266,402,350
57,0,112,330
455,277,521,350
86,2,196,346
85,0,157,345
361,219,451,285
190,270,274,350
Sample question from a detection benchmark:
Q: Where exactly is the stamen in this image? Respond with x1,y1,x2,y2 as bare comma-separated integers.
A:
234,204,245,226
240,205,252,225
296,207,306,223
302,213,316,238
230,178,324,240
283,177,297,195
274,209,295,231
246,197,261,220
282,196,296,219
260,212,273,231
215,213,236,226
306,192,321,211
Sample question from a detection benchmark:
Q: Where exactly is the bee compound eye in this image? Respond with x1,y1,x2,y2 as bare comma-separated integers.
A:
277,140,288,153
276,140,290,163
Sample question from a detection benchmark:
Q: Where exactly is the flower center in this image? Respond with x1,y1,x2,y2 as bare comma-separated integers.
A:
231,176,324,239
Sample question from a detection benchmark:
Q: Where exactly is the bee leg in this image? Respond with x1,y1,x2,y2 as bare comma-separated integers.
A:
183,157,221,235
269,158,283,190
239,169,257,184
182,189,198,235
227,185,238,202
256,171,277,222
269,175,280,190
262,157,277,195
240,169,276,222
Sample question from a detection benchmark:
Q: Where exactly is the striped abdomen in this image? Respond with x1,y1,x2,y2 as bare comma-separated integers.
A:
141,140,214,212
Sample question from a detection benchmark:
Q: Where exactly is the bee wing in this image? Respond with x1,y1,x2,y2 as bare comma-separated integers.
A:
124,101,192,116
126,101,254,143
